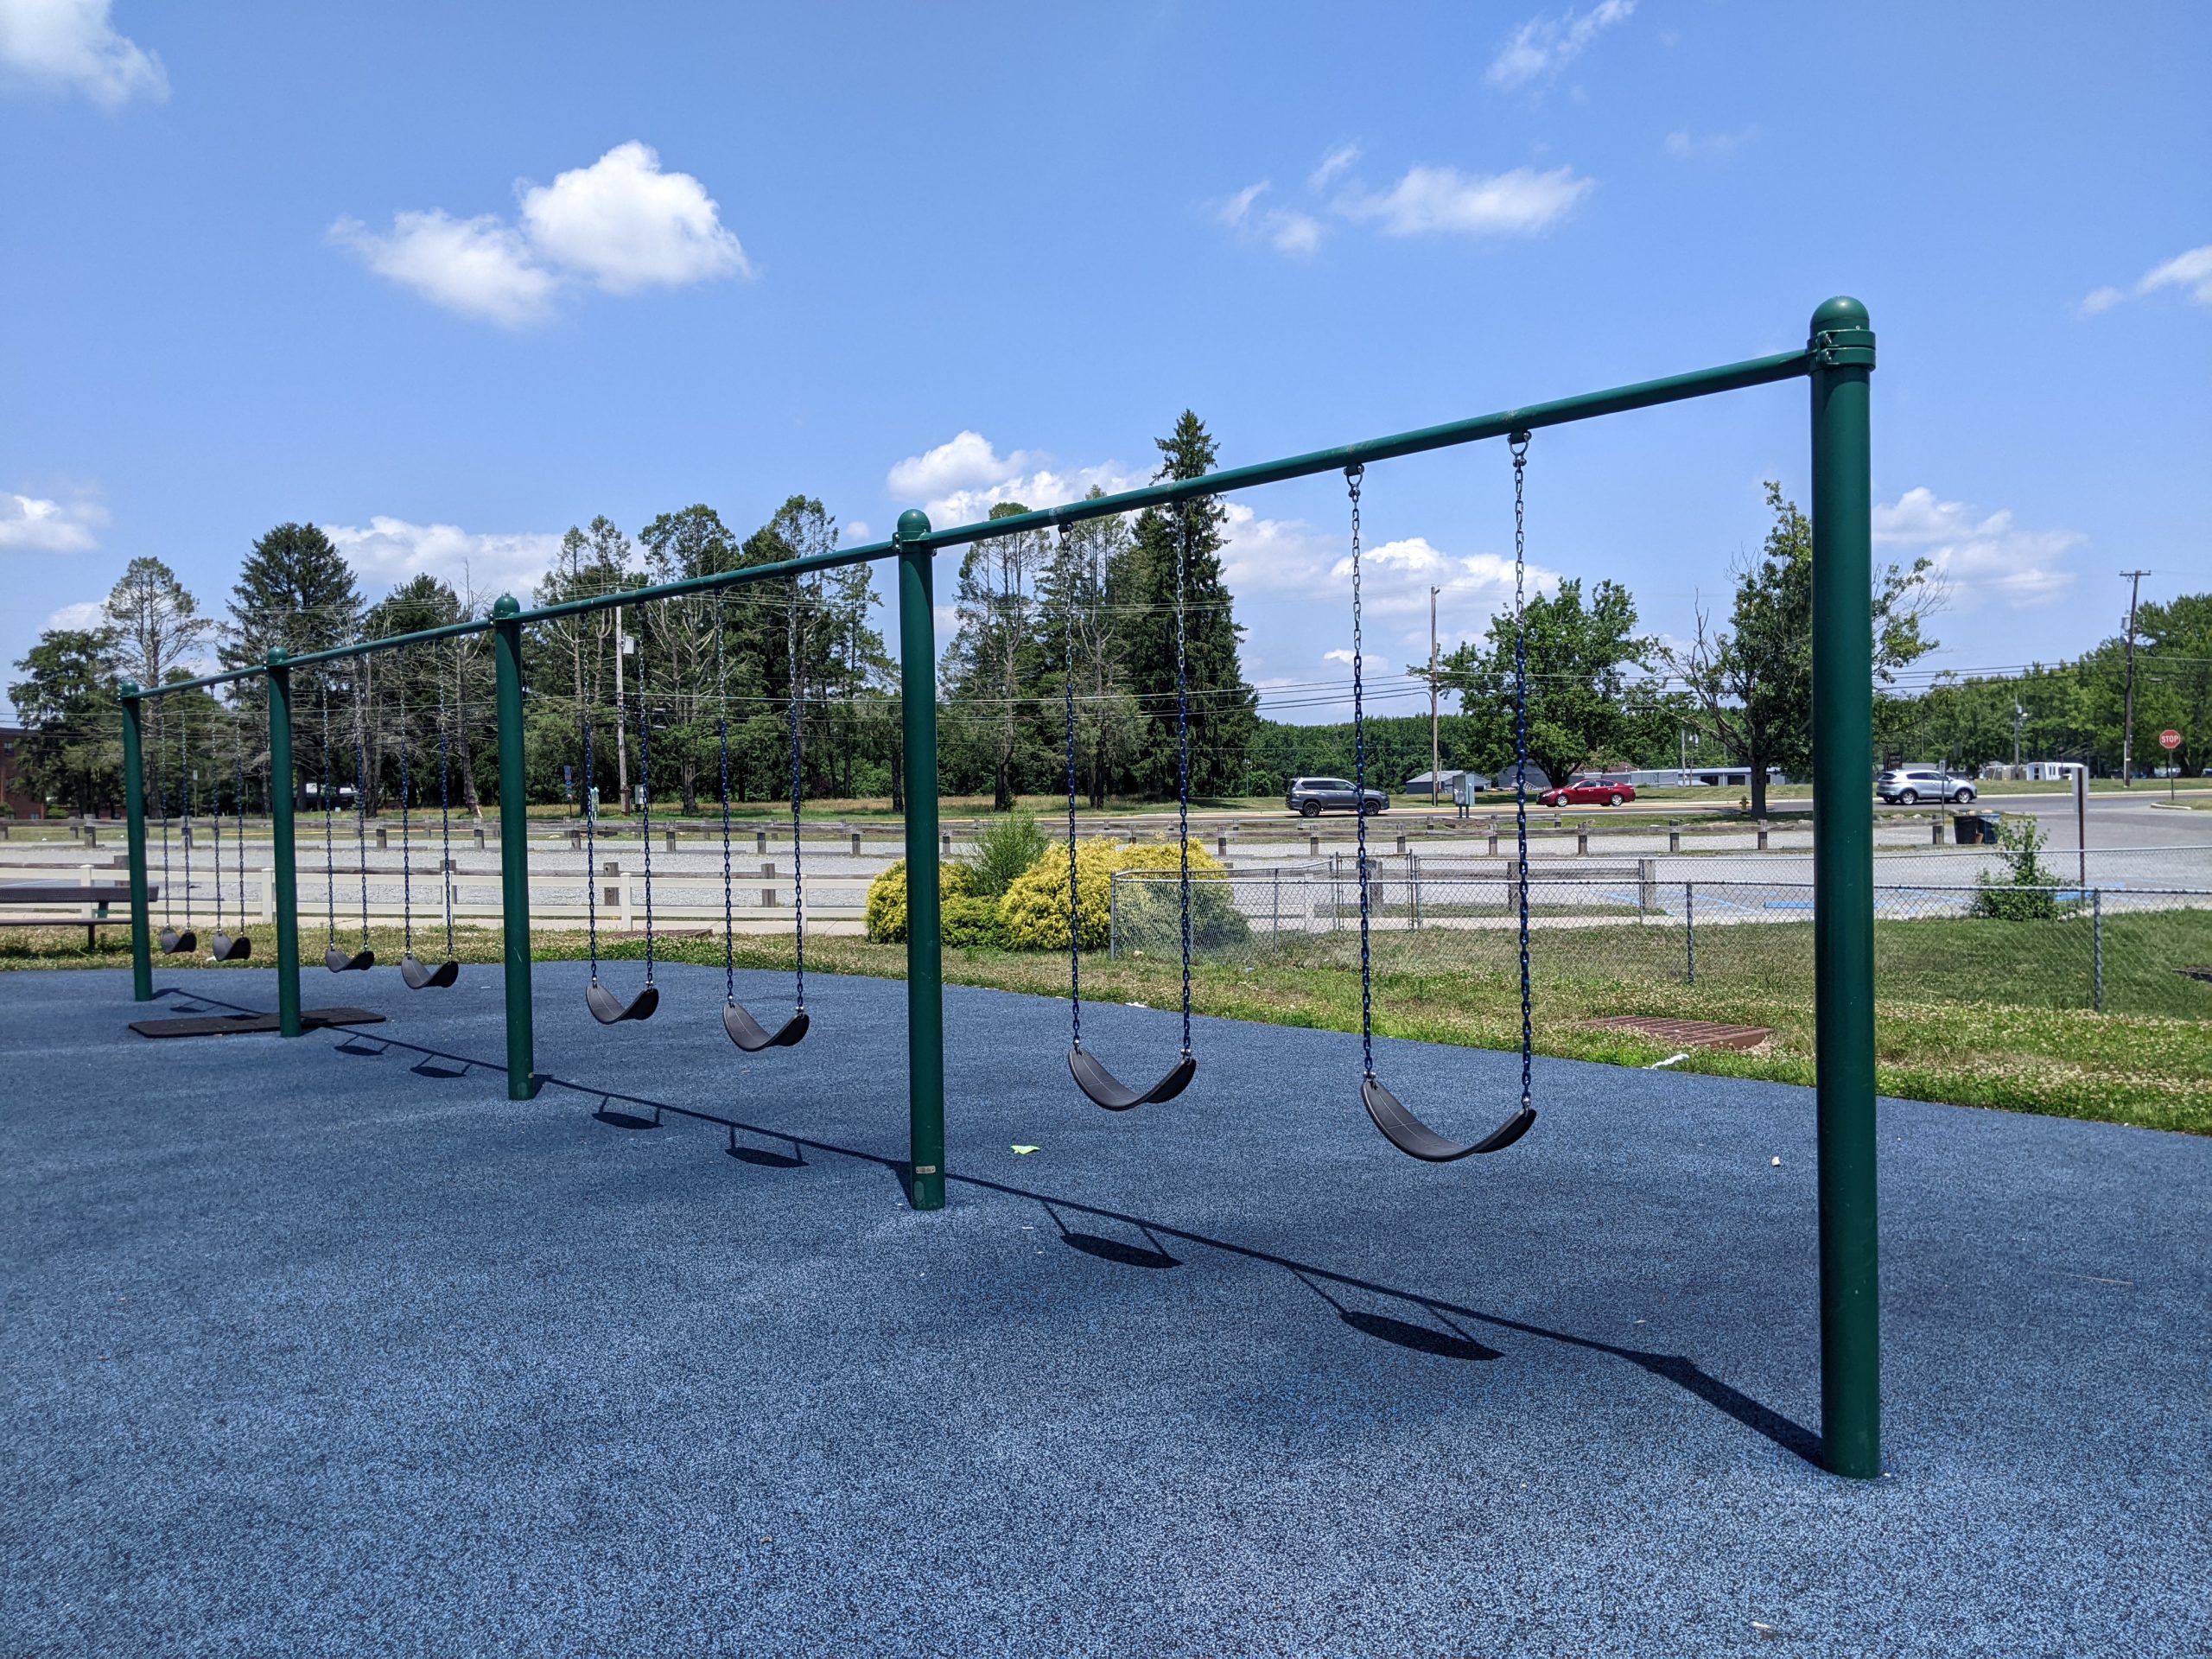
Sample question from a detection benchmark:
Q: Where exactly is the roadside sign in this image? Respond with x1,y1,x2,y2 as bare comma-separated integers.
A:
2159,729,2182,750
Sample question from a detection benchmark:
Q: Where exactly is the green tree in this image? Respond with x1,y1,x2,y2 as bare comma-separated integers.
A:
220,524,364,743
1038,497,1143,808
1670,482,1940,817
944,501,1048,810
638,505,740,812
104,557,212,692
1117,412,1257,798
1436,576,1658,793
9,627,123,816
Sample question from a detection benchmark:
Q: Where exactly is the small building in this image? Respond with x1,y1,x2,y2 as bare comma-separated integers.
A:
2024,760,2086,785
1624,765,1783,789
1402,769,1474,800
0,726,43,819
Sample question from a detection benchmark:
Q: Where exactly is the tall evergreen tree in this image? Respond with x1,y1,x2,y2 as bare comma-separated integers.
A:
1117,412,1257,799
220,522,363,712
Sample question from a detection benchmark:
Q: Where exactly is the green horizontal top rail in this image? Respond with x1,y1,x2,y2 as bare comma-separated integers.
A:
123,340,1820,702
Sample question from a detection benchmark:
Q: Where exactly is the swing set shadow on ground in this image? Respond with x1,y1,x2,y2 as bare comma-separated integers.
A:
5,963,2207,1656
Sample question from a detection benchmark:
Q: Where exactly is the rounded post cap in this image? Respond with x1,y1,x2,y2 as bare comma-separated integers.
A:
1810,295,1870,331
493,594,521,618
265,647,289,665
118,679,140,698
895,509,931,542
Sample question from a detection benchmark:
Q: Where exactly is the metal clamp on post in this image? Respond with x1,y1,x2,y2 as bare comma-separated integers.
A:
1810,327,1877,369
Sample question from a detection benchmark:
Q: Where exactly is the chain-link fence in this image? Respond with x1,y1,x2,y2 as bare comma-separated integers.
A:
1109,864,2212,1020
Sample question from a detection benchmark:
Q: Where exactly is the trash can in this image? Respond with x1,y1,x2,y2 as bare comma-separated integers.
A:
1953,811,2002,845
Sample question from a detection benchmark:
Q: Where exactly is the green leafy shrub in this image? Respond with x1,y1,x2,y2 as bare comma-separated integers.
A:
940,893,1007,949
865,858,976,943
998,838,1240,952
1972,816,2063,920
966,810,1050,899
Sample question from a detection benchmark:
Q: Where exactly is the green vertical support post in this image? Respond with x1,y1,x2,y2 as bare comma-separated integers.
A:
493,597,538,1100
266,652,303,1036
897,510,946,1211
119,684,153,1001
1808,296,1882,1478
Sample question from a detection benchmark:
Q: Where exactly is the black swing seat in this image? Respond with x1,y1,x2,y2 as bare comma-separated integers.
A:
400,951,459,990
159,926,198,956
723,1001,807,1052
587,979,658,1025
207,931,251,963
1360,1074,1535,1162
325,944,375,973
1069,1046,1196,1112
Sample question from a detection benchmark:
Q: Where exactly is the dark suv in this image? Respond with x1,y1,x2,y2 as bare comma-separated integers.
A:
1286,776,1389,817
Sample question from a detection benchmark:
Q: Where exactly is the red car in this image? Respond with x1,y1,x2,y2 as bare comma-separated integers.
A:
1540,776,1637,806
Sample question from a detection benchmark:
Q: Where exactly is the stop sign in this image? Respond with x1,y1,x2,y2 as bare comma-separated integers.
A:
2160,729,2183,751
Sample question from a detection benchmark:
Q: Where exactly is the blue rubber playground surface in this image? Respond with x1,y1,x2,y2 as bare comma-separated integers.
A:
3,963,2207,1657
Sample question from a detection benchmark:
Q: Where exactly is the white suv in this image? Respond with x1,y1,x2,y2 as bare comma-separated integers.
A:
1876,766,1976,805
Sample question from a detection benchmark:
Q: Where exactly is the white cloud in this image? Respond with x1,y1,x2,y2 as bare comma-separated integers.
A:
1308,144,1362,192
325,517,563,600
0,0,167,106
1213,180,1327,258
328,211,559,328
45,599,104,629
1487,0,1637,91
518,141,751,293
1218,503,1558,657
1874,486,2082,607
1663,126,1757,161
332,142,747,327
887,430,1031,500
0,488,105,552
2079,243,2212,315
840,519,873,545
885,430,1143,528
1336,164,1593,237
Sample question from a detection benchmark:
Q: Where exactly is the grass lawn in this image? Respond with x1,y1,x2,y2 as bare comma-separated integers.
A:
10,908,2205,1136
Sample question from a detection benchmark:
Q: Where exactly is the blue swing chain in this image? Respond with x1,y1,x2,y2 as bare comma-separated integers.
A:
155,717,172,930
1348,465,1375,1079
583,705,600,986
788,584,806,1012
1060,524,1082,1052
353,685,371,949
1175,510,1192,1058
717,592,735,1007
179,721,194,935
1510,431,1534,1113
398,690,414,957
637,676,655,987
437,675,454,962
321,690,338,946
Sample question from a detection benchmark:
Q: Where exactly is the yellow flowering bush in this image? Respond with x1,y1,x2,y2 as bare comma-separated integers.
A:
864,858,976,944
998,838,1237,952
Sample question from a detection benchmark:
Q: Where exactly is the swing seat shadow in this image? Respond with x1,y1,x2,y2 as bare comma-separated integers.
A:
727,1142,804,1169
1060,1231,1180,1270
1333,1306,1501,1362
594,1106,661,1131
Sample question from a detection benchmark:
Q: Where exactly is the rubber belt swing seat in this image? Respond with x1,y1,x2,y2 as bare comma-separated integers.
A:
1059,520,1197,1111
1344,455,1535,1162
207,712,252,961
582,683,656,1024
717,588,809,1052
396,661,459,989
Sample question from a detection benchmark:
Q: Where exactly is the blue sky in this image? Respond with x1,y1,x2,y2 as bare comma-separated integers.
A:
3,0,2207,724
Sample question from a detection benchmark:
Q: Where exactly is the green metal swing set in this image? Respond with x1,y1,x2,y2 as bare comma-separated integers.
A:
112,298,1885,1478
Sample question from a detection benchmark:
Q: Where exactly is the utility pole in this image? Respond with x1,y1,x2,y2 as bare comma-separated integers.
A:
1427,586,1441,806
2120,570,2150,787
613,604,631,809
2012,702,2025,770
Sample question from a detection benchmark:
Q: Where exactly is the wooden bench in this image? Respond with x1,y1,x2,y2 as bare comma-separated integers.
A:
0,881,149,949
